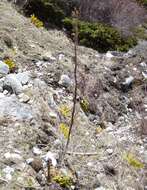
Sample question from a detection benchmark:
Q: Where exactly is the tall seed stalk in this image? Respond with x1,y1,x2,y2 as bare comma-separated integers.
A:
63,8,79,158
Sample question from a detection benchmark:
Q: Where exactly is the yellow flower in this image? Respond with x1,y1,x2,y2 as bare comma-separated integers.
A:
4,58,16,70
31,14,43,28
59,105,71,118
59,123,69,139
53,175,73,188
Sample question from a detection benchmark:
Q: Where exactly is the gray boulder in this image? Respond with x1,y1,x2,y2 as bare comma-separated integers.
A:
3,74,23,94
0,95,33,120
0,61,9,76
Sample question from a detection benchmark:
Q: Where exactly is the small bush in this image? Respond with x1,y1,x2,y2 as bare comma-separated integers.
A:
63,18,137,52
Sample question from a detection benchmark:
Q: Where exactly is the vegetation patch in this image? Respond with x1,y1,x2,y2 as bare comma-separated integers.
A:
137,0,147,6
59,104,71,118
80,97,89,113
31,14,43,28
134,24,147,40
24,0,68,27
22,0,139,52
63,18,137,52
59,123,69,139
53,174,73,188
4,58,16,71
123,153,144,169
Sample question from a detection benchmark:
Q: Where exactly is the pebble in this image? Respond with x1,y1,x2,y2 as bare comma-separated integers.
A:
26,158,34,164
87,162,94,167
106,148,113,155
36,61,43,67
32,147,42,155
95,187,106,190
3,90,9,95
43,52,56,62
140,62,146,67
18,93,30,103
58,53,65,61
123,76,134,86
106,51,114,59
59,74,72,88
142,71,147,79
49,111,57,119
105,126,113,132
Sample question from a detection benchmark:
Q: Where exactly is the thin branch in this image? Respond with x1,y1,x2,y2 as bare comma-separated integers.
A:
63,9,79,158
67,151,98,156
47,159,52,183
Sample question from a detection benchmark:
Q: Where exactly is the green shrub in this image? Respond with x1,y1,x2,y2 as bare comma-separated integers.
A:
63,18,137,52
117,36,138,52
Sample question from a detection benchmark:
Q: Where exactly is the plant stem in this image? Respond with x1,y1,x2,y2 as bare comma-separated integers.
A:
63,14,79,159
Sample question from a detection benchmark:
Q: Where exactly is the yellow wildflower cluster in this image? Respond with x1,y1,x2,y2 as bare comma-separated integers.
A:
59,104,71,118
59,123,69,139
53,175,73,188
4,58,16,71
31,14,43,28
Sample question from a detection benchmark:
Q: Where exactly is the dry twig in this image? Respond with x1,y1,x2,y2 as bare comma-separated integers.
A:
63,8,79,159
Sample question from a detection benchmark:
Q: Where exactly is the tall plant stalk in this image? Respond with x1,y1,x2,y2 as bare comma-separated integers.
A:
63,8,79,157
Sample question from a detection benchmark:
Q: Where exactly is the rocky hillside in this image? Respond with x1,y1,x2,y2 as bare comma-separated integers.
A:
0,0,147,190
